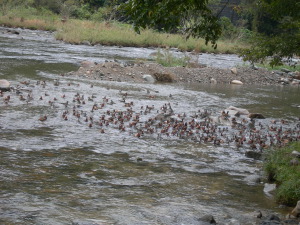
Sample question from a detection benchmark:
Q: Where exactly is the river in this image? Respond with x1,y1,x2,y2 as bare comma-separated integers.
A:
0,27,299,225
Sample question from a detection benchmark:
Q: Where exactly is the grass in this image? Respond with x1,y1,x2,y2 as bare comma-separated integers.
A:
264,142,300,206
0,7,245,54
256,63,300,72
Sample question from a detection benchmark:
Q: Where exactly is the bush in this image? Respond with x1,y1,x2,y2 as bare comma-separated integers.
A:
72,4,92,20
264,142,300,206
154,49,191,67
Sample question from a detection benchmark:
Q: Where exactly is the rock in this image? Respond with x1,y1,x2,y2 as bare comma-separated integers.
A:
245,150,262,160
291,201,300,217
0,79,11,91
281,68,291,73
249,113,265,119
81,40,91,46
210,78,217,84
275,71,285,76
226,106,250,115
291,151,300,158
267,214,281,221
280,78,290,84
244,174,261,184
258,220,282,225
263,183,277,195
230,80,243,85
225,218,241,225
291,80,300,85
8,29,20,35
230,67,238,74
283,219,299,224
199,214,216,224
142,74,156,83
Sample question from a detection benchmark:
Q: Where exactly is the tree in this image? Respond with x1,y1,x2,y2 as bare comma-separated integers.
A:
239,0,300,66
121,0,222,48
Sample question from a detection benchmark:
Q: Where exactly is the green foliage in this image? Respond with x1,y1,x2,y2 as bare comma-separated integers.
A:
219,17,253,41
121,0,222,49
154,49,191,67
72,4,92,19
239,0,300,66
264,142,300,206
255,63,300,72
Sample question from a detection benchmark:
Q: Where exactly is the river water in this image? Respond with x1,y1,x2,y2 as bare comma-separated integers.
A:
0,27,299,225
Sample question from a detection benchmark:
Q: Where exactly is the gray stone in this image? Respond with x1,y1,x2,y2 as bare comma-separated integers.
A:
199,214,216,224
291,200,300,217
0,79,11,91
258,221,282,225
281,68,291,73
280,78,290,84
142,74,156,83
264,183,277,195
267,214,281,221
230,67,238,74
230,80,243,85
291,151,300,158
81,40,91,46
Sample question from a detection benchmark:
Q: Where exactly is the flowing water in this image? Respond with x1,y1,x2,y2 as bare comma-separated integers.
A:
0,27,300,225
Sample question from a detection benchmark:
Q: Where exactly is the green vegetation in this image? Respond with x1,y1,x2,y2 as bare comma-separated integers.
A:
121,0,222,49
238,0,300,66
264,142,300,206
0,7,242,54
256,63,300,72
153,49,191,67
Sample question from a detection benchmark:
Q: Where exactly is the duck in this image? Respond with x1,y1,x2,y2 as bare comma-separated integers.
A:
39,115,47,122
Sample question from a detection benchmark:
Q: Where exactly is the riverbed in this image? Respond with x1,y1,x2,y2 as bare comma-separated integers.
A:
0,27,299,225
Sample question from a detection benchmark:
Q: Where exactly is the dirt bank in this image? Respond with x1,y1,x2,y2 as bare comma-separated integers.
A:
64,60,300,86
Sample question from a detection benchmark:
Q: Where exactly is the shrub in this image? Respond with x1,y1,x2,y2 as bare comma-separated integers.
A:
154,49,191,67
264,142,300,206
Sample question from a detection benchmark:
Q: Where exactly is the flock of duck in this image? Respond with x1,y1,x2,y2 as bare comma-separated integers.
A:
1,78,299,152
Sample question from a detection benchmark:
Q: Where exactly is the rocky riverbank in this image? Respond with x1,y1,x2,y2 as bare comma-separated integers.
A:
64,60,300,86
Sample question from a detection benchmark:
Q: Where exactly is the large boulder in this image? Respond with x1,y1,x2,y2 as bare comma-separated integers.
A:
0,79,11,91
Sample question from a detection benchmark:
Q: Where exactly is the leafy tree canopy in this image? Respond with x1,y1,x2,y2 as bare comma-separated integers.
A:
239,0,300,66
121,0,222,48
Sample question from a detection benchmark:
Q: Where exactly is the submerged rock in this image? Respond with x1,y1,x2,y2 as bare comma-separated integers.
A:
263,183,277,195
249,113,265,119
199,214,216,224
